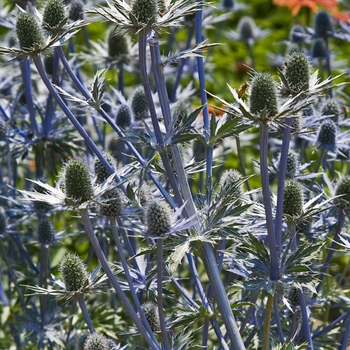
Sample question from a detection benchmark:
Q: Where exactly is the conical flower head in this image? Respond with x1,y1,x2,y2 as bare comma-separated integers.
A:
131,86,148,120
321,99,341,122
63,159,93,204
237,16,255,43
290,24,305,44
59,253,88,292
32,180,53,214
16,12,45,51
131,0,157,25
219,169,243,199
280,149,299,179
93,152,117,185
37,218,56,245
249,72,278,117
43,0,66,29
84,333,110,350
284,52,310,93
311,38,327,59
75,333,89,350
142,301,160,332
139,184,153,206
317,120,336,149
69,0,84,21
99,188,123,217
146,200,172,236
283,180,303,217
108,31,130,61
116,104,132,128
335,177,350,209
314,10,333,38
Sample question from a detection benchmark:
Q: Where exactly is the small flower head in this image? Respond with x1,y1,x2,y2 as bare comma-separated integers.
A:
139,184,153,206
69,0,84,21
142,301,160,332
284,52,311,93
59,253,88,292
93,152,117,185
131,86,148,120
63,159,94,205
84,333,110,350
311,38,327,59
288,287,300,308
290,24,306,44
116,104,132,128
108,30,130,63
334,177,350,210
283,180,303,217
219,169,244,199
37,218,56,245
43,0,66,30
99,188,123,217
0,211,7,236
146,200,172,236
16,12,45,51
131,0,157,25
32,179,53,214
75,332,89,350
280,149,299,179
249,72,278,117
321,99,341,122
296,217,313,237
316,120,337,150
237,16,256,44
314,10,334,38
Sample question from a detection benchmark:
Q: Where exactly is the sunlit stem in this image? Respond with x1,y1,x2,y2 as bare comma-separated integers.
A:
262,292,274,350
77,294,95,333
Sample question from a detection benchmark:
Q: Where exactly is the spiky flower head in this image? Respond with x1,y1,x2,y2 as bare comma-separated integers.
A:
37,218,56,245
16,12,45,51
311,38,327,59
139,184,153,206
131,0,157,25
283,180,303,217
59,253,88,292
316,120,337,149
84,333,110,350
93,152,117,185
0,119,7,140
314,10,333,39
63,159,93,204
288,287,300,307
116,104,132,128
146,200,172,236
107,30,130,63
334,177,350,210
290,24,305,44
321,99,341,122
69,0,84,21
219,169,243,199
32,179,53,214
142,301,160,332
75,333,89,350
99,188,123,217
296,218,313,237
131,86,148,120
279,149,299,179
43,0,66,30
284,52,310,93
237,16,256,43
249,72,278,117
0,211,6,236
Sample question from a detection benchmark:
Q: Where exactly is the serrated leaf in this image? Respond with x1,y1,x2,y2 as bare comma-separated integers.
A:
168,240,190,274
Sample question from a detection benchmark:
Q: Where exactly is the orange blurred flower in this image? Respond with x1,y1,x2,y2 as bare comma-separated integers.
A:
273,0,350,22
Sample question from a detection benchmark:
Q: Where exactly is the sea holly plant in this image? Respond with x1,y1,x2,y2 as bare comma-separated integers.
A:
2,0,350,349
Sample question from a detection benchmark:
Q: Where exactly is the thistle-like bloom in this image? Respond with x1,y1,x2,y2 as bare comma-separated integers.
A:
334,177,350,210
116,104,132,128
142,301,161,333
93,152,117,185
42,0,66,32
84,333,110,350
283,180,304,217
88,0,200,35
146,200,172,236
316,120,337,150
314,10,334,38
37,218,56,245
131,85,149,120
219,169,244,200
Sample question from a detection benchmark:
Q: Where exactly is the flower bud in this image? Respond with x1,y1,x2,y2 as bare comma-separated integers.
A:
131,0,157,24
116,104,132,128
280,149,299,179
249,72,278,117
237,16,255,43
16,12,45,50
288,287,300,307
139,184,153,206
131,86,148,120
84,333,110,350
142,301,160,332
314,10,333,38
43,0,66,29
219,169,243,199
321,99,340,122
146,200,172,236
69,0,84,21
335,177,350,209
59,253,88,291
283,180,303,217
311,38,327,59
99,188,123,217
93,153,117,185
75,333,89,350
37,218,56,245
32,179,53,214
63,159,93,204
108,31,130,62
316,120,336,149
284,52,310,93
290,24,305,44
